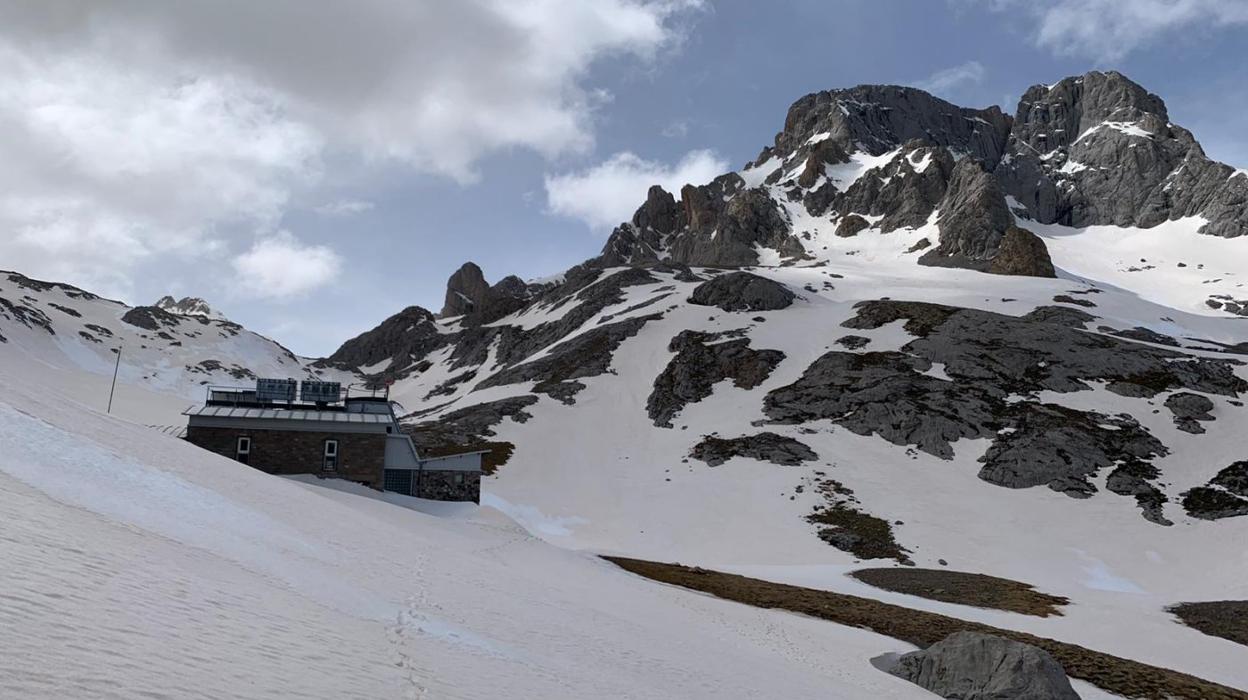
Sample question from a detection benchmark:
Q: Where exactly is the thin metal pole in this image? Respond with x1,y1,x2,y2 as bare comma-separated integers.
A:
107,344,122,414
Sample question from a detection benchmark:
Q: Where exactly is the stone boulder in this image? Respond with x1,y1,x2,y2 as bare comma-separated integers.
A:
835,213,871,238
688,272,796,312
987,227,1057,278
1164,392,1216,434
887,631,1079,700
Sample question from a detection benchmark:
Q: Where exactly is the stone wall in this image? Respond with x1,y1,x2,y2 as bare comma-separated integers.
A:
186,425,385,488
417,469,480,503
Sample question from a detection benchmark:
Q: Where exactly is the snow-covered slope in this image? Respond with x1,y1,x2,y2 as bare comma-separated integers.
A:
0,359,957,699
0,271,354,424
3,68,1248,696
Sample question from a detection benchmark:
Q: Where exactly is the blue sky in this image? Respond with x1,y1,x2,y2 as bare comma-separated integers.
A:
2,1,1246,355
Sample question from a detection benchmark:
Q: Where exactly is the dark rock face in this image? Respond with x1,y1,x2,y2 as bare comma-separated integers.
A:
766,85,1012,168
318,305,441,375
920,159,1018,271
440,262,534,323
996,70,1248,238
120,305,181,331
648,330,785,427
687,272,795,312
835,334,871,349
1182,462,1248,520
987,227,1056,278
765,300,1245,520
475,314,662,404
1164,392,1216,434
689,432,816,466
835,213,870,238
764,350,1002,459
0,296,55,336
981,403,1166,502
597,174,791,268
834,144,955,232
632,185,682,235
670,183,791,266
888,631,1079,700
441,262,492,317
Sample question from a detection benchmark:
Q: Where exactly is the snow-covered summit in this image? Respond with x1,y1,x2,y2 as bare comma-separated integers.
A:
155,294,227,322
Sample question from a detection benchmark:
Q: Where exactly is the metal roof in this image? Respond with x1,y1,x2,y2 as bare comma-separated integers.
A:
185,405,392,424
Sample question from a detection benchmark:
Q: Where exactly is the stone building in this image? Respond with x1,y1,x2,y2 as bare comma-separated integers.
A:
184,379,482,502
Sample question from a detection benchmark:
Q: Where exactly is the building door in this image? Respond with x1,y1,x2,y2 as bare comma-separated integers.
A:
323,439,338,471
235,436,251,465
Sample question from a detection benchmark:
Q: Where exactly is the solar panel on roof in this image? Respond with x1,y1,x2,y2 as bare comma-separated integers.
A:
299,380,341,404
255,378,297,403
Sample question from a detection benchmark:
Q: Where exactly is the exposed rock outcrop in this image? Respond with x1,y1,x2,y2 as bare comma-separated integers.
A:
887,631,1079,700
996,70,1248,238
764,299,1245,520
987,227,1056,278
648,330,785,427
440,262,534,323
120,305,181,331
1181,462,1248,520
1164,392,1216,434
687,272,795,312
317,305,442,375
920,158,1013,271
689,432,816,466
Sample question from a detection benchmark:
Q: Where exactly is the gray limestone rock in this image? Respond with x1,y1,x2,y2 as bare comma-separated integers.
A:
835,214,870,238
888,631,1079,700
1182,462,1248,520
648,330,785,427
766,299,1245,520
1164,392,1215,434
996,70,1248,238
771,85,1012,169
687,272,796,312
835,144,955,233
317,305,441,375
689,432,817,467
920,159,1012,270
987,227,1056,278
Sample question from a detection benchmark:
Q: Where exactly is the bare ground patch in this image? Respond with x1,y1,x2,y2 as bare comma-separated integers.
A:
1170,601,1248,648
603,557,1247,700
850,567,1068,617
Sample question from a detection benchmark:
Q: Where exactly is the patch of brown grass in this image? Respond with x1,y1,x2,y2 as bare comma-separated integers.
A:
850,567,1068,617
1170,601,1248,648
604,557,1247,700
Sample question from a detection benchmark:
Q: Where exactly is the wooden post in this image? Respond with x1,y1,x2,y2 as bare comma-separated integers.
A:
107,344,122,414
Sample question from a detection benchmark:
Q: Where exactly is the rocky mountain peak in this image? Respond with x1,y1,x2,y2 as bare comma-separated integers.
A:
154,295,226,321
757,84,1013,169
440,262,536,323
1015,71,1169,151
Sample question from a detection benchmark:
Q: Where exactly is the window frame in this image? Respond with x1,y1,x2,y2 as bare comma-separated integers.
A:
322,439,338,471
235,436,251,465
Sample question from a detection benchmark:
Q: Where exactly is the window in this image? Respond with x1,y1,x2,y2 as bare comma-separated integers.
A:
323,439,338,471
455,473,464,484
235,436,251,465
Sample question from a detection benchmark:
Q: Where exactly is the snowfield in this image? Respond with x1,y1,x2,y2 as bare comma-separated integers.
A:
0,361,965,699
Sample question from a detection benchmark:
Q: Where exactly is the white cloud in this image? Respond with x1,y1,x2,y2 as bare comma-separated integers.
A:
915,61,986,97
313,199,375,216
544,149,728,231
231,231,342,300
662,118,691,138
972,0,1248,60
0,1,701,298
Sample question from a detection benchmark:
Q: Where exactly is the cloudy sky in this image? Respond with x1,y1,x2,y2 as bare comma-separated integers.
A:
2,0,1246,355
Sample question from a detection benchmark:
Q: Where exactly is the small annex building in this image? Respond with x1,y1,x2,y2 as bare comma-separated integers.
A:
184,378,483,502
